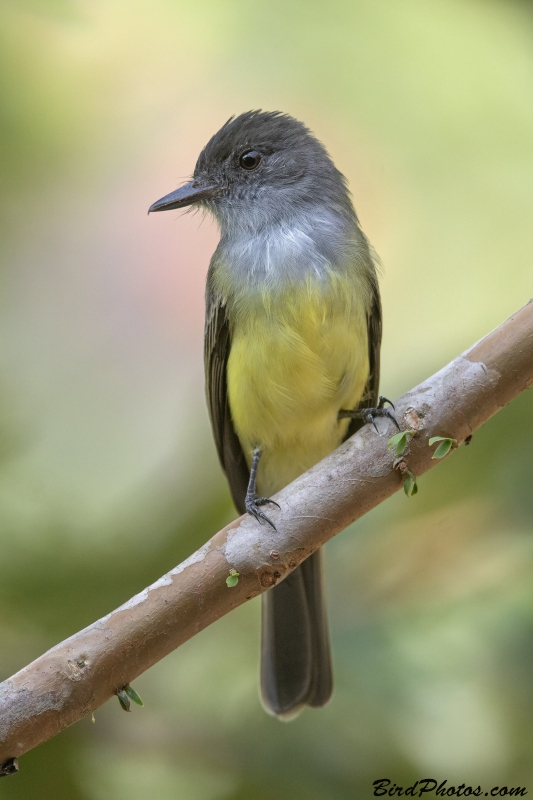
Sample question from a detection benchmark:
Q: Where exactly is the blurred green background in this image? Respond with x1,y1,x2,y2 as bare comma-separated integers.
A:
1,0,533,797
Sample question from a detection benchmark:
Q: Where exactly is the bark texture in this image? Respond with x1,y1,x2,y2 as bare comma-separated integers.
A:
1,300,532,765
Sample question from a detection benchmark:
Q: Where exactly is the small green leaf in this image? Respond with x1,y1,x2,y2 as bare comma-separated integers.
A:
429,436,457,459
389,432,407,455
226,569,240,588
404,470,418,497
117,690,130,712
433,440,452,459
388,430,415,456
388,431,405,448
125,685,144,707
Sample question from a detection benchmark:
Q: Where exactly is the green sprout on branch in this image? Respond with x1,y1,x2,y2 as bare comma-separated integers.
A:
226,569,240,588
125,684,144,706
117,684,144,712
429,436,457,459
388,430,415,456
404,470,418,497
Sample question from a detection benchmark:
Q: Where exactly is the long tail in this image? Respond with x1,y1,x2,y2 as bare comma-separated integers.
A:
260,549,333,719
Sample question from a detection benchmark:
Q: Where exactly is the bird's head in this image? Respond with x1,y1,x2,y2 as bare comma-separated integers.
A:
149,110,353,231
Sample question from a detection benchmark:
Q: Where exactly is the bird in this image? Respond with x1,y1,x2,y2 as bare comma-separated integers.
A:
149,110,395,719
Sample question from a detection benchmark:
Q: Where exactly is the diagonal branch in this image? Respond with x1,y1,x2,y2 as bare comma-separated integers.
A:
1,301,532,768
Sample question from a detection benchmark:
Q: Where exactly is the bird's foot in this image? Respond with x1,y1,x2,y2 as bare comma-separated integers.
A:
339,395,400,434
245,447,280,528
245,493,279,530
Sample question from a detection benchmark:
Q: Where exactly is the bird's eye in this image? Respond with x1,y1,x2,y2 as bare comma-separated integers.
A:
239,150,261,170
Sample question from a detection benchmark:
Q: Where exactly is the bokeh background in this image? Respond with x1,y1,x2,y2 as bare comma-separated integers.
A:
1,0,533,797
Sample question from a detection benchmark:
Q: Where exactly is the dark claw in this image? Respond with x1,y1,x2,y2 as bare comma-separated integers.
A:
246,496,277,530
367,413,379,434
339,395,400,433
378,395,395,410
256,497,281,510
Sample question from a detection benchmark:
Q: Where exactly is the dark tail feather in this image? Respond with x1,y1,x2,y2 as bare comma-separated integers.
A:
260,549,333,719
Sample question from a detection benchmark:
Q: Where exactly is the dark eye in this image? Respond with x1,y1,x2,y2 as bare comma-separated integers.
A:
239,150,261,170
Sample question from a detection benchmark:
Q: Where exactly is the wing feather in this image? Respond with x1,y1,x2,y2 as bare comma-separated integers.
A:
204,272,249,514
345,276,382,440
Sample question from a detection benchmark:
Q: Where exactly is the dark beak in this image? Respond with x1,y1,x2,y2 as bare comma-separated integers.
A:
148,181,220,213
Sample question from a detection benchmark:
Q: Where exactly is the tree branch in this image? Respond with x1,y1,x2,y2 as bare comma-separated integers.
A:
1,301,532,767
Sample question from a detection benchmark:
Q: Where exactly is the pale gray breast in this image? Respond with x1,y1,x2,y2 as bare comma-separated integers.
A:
213,207,374,293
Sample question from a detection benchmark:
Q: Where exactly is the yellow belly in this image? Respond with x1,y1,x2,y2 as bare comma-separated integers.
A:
226,275,370,496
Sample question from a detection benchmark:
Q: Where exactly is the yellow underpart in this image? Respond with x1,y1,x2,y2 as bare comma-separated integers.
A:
226,272,370,496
